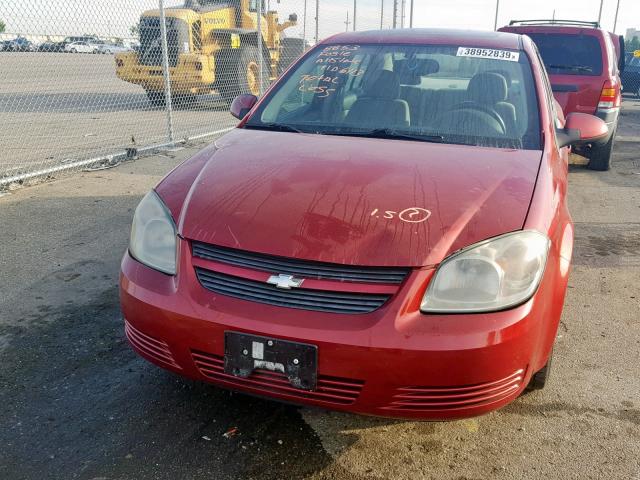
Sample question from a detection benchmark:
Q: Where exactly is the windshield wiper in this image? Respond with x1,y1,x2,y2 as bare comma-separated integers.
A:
323,128,445,143
244,123,304,133
548,64,594,73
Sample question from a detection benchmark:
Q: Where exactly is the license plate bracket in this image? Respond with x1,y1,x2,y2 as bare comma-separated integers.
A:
224,331,317,390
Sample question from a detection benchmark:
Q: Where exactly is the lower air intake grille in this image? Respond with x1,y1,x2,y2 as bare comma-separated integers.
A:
195,267,390,314
191,350,364,405
125,320,180,369
382,369,525,412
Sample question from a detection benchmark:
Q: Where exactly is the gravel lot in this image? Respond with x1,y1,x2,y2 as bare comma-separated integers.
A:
1,99,639,480
0,52,234,178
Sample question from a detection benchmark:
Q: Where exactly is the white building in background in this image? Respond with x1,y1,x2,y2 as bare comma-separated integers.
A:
627,28,640,40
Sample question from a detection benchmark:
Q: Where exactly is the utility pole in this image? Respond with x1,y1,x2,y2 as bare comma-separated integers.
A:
392,0,397,28
409,0,414,28
380,0,384,29
158,0,174,145
597,0,604,25
493,0,500,30
257,0,263,94
400,0,405,28
613,0,621,32
353,0,357,31
302,0,307,44
314,0,319,44
345,11,351,32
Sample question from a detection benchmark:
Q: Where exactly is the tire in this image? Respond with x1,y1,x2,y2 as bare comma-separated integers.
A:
146,90,166,108
526,350,553,391
280,38,306,74
71,48,77,54
216,45,270,105
146,90,198,109
587,125,616,171
172,93,198,109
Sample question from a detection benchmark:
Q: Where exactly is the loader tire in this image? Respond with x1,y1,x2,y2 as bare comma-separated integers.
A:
217,46,269,105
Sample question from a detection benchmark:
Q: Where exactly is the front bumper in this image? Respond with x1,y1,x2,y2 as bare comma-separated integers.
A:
120,239,564,420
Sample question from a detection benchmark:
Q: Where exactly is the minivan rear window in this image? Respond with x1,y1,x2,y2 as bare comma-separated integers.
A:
526,33,603,76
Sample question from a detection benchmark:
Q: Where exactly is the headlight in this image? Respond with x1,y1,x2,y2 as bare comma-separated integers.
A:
421,231,550,313
129,190,177,275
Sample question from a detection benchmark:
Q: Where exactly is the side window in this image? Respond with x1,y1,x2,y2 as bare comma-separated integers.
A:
192,21,202,52
248,0,265,12
533,45,563,135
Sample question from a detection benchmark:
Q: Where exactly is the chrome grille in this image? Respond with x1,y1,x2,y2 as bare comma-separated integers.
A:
195,267,390,314
191,242,410,284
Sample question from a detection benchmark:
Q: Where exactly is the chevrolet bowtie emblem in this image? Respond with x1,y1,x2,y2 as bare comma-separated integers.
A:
266,274,304,289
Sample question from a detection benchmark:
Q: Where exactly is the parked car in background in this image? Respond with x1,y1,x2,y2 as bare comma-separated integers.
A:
58,35,100,52
500,20,622,170
622,53,640,97
64,41,100,54
38,41,61,52
96,43,130,55
8,37,36,52
121,28,609,420
0,40,13,52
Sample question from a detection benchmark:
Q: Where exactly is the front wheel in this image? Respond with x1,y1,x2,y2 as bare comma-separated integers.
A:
526,351,553,391
217,46,270,105
172,93,198,109
146,90,166,108
145,90,198,109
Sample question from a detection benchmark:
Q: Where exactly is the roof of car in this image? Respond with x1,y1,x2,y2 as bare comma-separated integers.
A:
321,28,522,50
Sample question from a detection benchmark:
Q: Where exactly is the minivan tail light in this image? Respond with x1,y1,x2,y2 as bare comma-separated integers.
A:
597,80,621,112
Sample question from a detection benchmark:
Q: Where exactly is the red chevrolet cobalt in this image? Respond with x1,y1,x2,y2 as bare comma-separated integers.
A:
121,29,608,419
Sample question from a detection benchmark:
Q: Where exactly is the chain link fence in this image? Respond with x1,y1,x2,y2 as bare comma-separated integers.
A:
0,0,408,188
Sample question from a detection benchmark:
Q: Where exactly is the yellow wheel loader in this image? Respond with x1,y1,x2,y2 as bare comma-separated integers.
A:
115,0,302,106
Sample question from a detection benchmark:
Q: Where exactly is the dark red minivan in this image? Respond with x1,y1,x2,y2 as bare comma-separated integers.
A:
500,20,623,170
120,29,609,420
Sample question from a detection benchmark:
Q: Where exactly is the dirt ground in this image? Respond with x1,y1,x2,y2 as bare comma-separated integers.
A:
1,99,639,480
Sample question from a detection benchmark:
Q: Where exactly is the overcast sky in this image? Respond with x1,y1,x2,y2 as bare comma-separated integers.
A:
1,0,638,41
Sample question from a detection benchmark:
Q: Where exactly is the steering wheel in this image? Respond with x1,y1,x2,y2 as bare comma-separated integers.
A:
434,108,506,138
451,101,506,135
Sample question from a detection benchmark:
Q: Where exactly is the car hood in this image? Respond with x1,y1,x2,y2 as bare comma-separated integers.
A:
175,128,541,267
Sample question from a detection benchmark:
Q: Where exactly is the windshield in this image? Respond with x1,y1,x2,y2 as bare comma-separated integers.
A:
245,43,541,150
527,33,603,76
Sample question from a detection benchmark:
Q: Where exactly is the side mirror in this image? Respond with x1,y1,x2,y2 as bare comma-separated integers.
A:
230,94,258,120
288,13,298,23
556,112,608,148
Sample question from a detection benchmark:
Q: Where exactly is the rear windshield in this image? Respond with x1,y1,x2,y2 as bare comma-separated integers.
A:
526,33,603,76
246,44,541,150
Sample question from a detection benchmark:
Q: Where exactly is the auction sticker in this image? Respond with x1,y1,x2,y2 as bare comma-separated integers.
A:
456,47,520,62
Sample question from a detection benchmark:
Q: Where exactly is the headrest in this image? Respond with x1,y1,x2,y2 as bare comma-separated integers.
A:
487,69,512,88
395,58,440,85
467,72,508,104
364,70,401,99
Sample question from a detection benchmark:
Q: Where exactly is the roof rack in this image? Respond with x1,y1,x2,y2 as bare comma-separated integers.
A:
509,19,600,28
